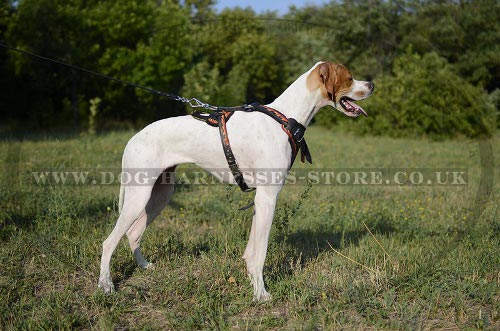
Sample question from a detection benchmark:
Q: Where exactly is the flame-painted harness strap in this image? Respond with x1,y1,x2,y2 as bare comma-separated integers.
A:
193,109,252,192
192,103,312,193
218,111,254,192
255,104,312,165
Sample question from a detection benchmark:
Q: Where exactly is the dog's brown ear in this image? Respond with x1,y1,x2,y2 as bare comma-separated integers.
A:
318,62,336,102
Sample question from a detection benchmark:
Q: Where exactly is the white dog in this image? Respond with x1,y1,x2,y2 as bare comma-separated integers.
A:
98,61,374,301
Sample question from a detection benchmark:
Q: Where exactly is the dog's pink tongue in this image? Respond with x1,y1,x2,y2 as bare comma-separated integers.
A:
346,100,368,117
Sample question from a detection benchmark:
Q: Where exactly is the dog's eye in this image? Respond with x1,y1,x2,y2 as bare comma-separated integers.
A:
348,77,353,81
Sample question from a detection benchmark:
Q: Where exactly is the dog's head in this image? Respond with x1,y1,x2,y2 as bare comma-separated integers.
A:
307,62,374,117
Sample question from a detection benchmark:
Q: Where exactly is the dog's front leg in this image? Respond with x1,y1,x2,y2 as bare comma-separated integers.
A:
243,186,280,301
242,210,256,262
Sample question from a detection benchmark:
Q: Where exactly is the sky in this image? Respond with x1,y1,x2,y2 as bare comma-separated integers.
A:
214,0,326,15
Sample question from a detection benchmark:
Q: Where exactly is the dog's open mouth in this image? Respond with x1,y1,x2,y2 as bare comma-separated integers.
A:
339,97,368,117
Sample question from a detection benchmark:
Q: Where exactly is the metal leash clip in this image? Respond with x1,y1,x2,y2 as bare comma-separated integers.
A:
180,97,217,111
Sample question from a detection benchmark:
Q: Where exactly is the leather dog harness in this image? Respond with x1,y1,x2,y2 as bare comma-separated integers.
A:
192,102,312,192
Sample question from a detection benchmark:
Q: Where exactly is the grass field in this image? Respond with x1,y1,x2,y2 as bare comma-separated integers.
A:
0,126,499,330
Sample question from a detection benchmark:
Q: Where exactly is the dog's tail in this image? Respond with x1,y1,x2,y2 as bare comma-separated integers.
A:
118,183,125,214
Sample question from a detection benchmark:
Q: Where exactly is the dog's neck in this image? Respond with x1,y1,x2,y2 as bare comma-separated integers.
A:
266,65,326,127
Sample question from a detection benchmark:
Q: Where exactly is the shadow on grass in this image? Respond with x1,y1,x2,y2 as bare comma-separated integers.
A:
112,260,138,291
288,228,364,259
289,212,395,262
266,212,397,283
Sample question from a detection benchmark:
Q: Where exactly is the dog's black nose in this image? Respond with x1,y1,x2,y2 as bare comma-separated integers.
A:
366,81,375,92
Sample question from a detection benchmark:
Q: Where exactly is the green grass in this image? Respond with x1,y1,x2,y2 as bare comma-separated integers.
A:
1,127,499,330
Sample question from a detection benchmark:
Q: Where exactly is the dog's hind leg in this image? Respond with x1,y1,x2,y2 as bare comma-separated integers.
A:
98,163,175,291
98,184,153,293
126,167,176,269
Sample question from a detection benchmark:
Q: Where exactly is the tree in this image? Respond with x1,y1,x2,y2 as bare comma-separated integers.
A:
181,8,284,108
399,0,500,91
6,0,91,130
5,0,193,131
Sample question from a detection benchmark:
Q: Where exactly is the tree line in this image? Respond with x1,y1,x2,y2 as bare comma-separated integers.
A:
0,0,498,138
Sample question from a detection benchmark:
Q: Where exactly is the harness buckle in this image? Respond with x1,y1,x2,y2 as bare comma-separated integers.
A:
287,119,306,143
293,128,305,143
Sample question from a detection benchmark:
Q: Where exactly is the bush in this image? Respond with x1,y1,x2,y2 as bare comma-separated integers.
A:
317,52,496,139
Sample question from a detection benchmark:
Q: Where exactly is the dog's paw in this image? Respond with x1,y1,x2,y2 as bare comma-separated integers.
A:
144,262,155,270
98,278,115,294
253,289,272,302
137,261,155,270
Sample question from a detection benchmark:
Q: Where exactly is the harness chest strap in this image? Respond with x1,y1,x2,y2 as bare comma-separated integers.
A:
218,111,253,192
192,103,312,192
261,106,312,165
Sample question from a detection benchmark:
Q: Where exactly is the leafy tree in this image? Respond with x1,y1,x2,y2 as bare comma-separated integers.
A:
287,0,405,79
87,0,193,124
399,0,500,91
181,8,283,107
5,0,192,131
6,0,91,130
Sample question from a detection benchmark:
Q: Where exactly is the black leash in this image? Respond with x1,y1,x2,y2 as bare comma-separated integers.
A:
0,42,217,110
